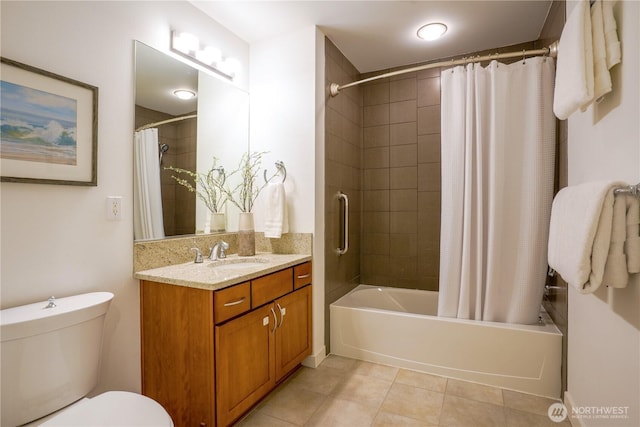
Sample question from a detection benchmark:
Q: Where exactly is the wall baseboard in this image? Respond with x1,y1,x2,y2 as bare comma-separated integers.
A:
302,345,326,368
564,391,583,427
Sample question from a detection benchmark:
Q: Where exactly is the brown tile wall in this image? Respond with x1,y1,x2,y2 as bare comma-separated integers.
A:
360,67,441,291
324,39,362,350
135,106,197,237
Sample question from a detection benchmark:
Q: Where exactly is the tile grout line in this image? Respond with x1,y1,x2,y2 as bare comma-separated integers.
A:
369,367,400,426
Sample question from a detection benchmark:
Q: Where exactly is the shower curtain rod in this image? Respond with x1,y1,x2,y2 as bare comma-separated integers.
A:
135,114,197,132
330,41,559,97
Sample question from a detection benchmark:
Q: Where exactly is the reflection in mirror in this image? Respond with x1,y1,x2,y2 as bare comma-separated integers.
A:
133,41,249,241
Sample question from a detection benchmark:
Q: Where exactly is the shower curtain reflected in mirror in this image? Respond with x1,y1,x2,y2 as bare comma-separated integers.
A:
134,128,165,240
438,57,556,325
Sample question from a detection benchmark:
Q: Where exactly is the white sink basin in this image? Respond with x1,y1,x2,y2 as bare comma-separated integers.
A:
208,257,269,271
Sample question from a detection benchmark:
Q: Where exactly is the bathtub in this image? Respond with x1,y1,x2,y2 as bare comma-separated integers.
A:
330,285,562,398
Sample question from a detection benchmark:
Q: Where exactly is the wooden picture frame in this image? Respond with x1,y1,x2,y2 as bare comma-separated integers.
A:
1,57,98,186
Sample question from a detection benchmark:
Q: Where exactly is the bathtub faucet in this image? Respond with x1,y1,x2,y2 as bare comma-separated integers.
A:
209,240,229,261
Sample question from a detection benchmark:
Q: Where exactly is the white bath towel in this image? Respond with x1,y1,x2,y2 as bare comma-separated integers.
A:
625,196,640,273
586,0,612,105
603,0,621,69
553,0,594,120
262,182,289,239
548,181,624,293
602,194,628,287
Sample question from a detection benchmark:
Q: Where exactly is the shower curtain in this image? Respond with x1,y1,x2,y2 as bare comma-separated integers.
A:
133,128,165,240
438,57,556,325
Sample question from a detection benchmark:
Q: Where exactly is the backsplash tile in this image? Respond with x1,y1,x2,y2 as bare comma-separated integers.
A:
133,232,312,272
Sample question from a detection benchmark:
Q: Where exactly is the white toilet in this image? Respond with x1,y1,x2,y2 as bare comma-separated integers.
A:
0,292,173,427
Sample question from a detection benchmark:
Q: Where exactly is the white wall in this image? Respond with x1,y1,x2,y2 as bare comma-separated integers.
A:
249,25,317,233
565,1,640,425
0,1,248,394
249,25,326,362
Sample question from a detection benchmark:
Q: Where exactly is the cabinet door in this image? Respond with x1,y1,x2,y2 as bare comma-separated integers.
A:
215,304,276,427
275,285,312,381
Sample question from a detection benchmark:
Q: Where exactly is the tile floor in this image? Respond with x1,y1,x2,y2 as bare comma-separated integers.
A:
236,355,571,427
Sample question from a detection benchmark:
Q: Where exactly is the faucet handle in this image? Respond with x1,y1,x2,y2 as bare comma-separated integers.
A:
191,247,203,263
45,296,57,309
219,241,229,259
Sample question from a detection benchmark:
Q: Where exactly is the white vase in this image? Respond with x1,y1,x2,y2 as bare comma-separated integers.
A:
238,212,255,256
211,212,226,232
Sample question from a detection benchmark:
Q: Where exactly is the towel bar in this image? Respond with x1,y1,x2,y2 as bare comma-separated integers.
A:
614,183,640,196
263,160,286,183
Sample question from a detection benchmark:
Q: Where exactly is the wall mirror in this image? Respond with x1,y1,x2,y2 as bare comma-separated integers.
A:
134,41,249,241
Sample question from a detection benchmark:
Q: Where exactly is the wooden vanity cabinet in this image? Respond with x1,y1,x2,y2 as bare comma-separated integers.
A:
140,261,312,427
215,268,312,427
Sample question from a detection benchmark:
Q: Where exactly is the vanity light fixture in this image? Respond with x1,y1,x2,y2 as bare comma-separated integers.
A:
417,22,448,41
173,89,196,100
170,30,240,81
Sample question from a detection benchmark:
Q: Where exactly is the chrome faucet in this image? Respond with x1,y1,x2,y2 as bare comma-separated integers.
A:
209,240,229,261
191,247,203,263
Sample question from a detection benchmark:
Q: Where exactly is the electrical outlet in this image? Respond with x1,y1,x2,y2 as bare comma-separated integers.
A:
106,196,123,221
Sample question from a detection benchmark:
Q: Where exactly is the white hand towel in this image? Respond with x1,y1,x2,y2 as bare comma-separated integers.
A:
602,194,628,287
553,0,594,120
263,182,289,239
602,0,621,69
625,196,640,273
548,181,624,293
585,0,612,106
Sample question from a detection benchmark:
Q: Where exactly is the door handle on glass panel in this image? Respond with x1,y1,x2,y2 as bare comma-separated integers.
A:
336,191,349,255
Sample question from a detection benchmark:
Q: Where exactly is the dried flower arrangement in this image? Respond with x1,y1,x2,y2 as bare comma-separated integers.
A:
166,158,226,214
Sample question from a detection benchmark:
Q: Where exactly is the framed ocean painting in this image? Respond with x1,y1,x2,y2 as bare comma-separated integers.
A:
0,57,98,185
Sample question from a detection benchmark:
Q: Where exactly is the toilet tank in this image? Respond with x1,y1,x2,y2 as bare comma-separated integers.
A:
0,292,114,427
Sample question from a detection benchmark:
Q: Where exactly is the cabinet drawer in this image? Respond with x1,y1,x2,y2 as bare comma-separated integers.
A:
293,262,312,289
251,269,293,308
214,282,251,323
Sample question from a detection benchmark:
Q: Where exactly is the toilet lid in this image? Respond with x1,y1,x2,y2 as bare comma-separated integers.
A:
39,391,173,426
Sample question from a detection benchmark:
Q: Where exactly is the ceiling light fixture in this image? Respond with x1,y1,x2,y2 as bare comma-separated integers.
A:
417,23,448,41
173,89,197,100
170,30,240,81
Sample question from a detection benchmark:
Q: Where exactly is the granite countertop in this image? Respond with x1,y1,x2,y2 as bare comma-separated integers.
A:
134,252,312,291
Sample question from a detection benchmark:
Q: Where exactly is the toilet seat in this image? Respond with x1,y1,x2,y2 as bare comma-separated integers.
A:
38,391,173,426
